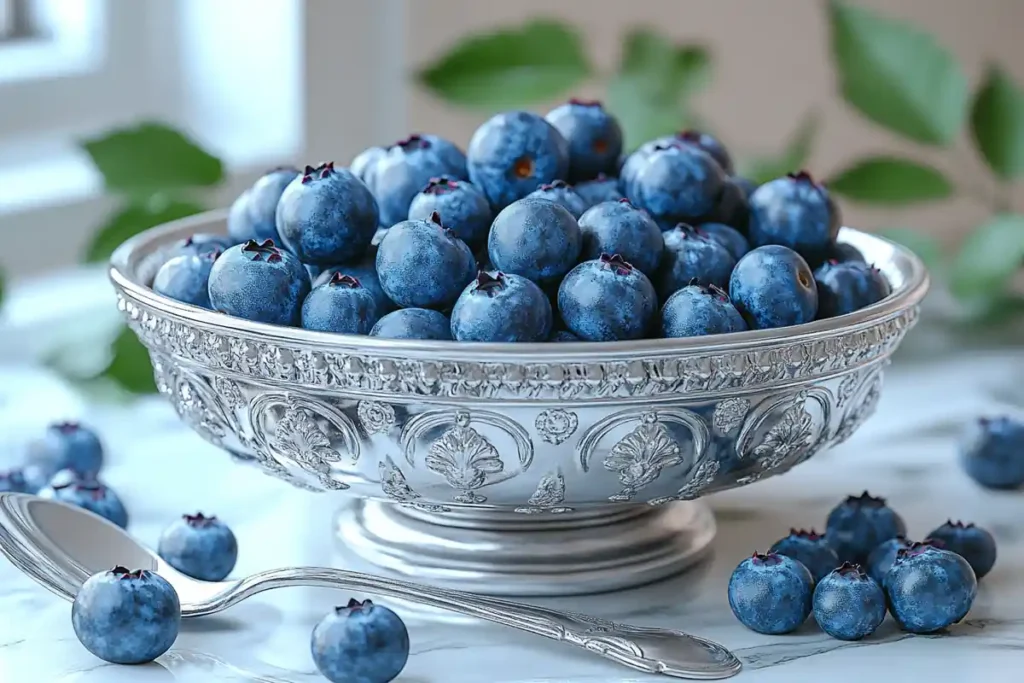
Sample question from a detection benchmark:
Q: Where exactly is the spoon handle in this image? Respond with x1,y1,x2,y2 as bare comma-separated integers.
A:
209,566,741,680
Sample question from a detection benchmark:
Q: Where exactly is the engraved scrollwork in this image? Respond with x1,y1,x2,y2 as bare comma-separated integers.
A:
515,472,573,514
836,372,859,408
357,400,396,435
833,369,884,445
735,388,832,482
534,409,579,445
378,458,450,513
712,398,749,433
152,357,234,448
647,458,721,506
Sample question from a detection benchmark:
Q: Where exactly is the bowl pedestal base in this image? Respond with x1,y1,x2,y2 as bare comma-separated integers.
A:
335,500,716,597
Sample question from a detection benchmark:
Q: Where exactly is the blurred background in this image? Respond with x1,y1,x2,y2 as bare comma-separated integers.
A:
0,0,1023,398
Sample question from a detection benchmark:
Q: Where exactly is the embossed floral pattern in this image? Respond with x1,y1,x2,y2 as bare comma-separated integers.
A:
176,379,228,446
712,398,749,433
425,412,504,503
357,400,396,435
515,472,573,514
213,376,245,411
836,373,858,408
648,459,721,506
271,401,344,480
751,398,816,472
379,460,450,513
534,409,579,445
833,375,882,445
603,412,685,502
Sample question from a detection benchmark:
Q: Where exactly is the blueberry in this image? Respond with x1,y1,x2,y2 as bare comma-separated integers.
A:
370,308,452,340
574,173,624,208
488,197,582,286
40,421,104,479
0,469,29,493
316,256,395,317
814,260,891,318
732,176,759,200
526,180,589,218
72,567,180,664
830,242,866,264
39,479,129,529
350,146,387,187
311,599,409,683
769,528,841,583
676,129,734,175
165,233,233,263
550,329,581,342
728,551,813,635
960,415,1024,489
275,163,379,265
153,252,220,309
657,224,737,297
408,176,492,249
227,166,300,243
926,521,997,580
451,272,552,342
301,273,380,335
865,536,913,585
545,99,623,182
467,110,570,210
578,198,663,276
208,239,311,326
748,171,840,264
698,222,749,262
376,211,476,309
660,282,747,338
812,562,886,641
706,177,751,231
825,491,906,564
158,512,238,582
729,245,818,329
559,254,657,341
370,135,468,227
626,143,727,226
886,543,977,633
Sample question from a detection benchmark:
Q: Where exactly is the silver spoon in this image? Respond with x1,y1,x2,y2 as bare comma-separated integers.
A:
0,493,741,680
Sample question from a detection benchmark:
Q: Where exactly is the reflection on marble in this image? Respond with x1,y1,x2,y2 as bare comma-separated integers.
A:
1,349,1023,682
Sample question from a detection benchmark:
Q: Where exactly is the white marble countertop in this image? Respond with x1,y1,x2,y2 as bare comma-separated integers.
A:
1,347,1023,682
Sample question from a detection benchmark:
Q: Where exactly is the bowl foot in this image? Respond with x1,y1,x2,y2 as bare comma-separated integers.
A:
335,500,716,597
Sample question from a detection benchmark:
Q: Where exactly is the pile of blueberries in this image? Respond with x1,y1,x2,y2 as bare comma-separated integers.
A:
153,101,892,343
729,491,996,640
0,423,409,683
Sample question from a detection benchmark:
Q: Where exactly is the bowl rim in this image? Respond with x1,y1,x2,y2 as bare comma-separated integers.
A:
109,210,930,363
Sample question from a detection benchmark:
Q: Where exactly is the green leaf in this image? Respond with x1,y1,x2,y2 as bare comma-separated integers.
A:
416,20,591,109
739,113,819,185
970,66,1024,180
606,30,711,150
84,197,207,264
873,227,946,273
828,0,968,146
101,326,157,394
81,122,223,196
827,157,953,204
950,214,1024,300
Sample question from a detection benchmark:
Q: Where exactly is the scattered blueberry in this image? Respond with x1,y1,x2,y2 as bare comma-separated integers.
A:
729,245,818,329
812,562,886,641
165,233,233,263
376,211,476,309
488,197,582,286
825,491,907,564
227,167,299,243
207,239,311,326
769,528,841,583
926,520,997,580
370,308,452,340
158,512,238,582
39,478,128,528
371,134,468,227
275,162,379,265
574,173,624,208
676,129,734,174
558,254,657,341
153,251,220,309
467,110,570,210
728,551,813,635
72,566,180,665
698,222,749,262
885,543,977,633
545,99,623,182
315,255,395,316
349,146,387,187
451,271,553,342
41,421,104,479
657,224,736,297
0,469,28,493
627,143,727,226
814,260,891,318
748,171,840,264
408,176,492,249
311,599,410,683
865,535,913,585
578,198,663,276
301,273,380,334
960,415,1024,489
660,281,747,338
526,180,588,218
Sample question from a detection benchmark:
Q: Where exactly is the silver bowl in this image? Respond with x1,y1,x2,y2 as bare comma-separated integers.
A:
110,212,928,597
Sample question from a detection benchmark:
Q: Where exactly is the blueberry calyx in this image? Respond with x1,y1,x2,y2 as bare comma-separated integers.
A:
423,176,459,194
568,97,602,107
184,512,219,528
339,598,373,614
749,551,784,566
54,421,81,434
473,271,507,297
512,156,535,179
394,134,430,151
327,272,362,289
686,277,730,302
203,248,223,262
789,527,826,541
241,239,284,263
834,561,866,578
672,223,705,240
844,491,886,508
599,253,634,276
652,142,682,153
617,197,633,205
111,566,147,580
897,541,940,560
943,520,975,530
427,211,457,240
538,179,572,191
301,162,336,184
677,130,704,143
787,170,820,187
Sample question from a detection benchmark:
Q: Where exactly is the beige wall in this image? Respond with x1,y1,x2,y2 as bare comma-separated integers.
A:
405,0,1024,247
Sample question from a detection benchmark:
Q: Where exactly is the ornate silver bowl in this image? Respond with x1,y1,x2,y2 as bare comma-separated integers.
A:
110,212,928,597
